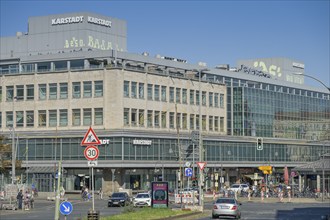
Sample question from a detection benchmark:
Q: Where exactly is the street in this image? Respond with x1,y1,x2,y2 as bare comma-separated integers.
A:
1,196,329,220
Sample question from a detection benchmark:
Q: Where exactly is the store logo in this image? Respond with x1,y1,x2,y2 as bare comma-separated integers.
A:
133,140,152,145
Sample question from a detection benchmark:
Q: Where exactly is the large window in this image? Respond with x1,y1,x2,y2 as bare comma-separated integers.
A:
190,90,194,105
214,93,219,107
60,83,68,99
49,110,57,127
176,88,181,103
49,83,57,100
170,112,175,129
26,111,34,127
138,83,144,99
83,81,92,98
169,87,174,102
182,89,187,104
139,109,144,127
131,108,137,126
147,84,153,100
154,111,160,127
94,108,103,125
26,85,34,100
59,109,68,126
220,94,224,108
6,86,14,101
124,81,129,97
16,111,24,127
131,82,137,98
38,110,46,127
154,85,160,101
161,86,166,102
72,109,81,126
209,92,213,107
94,81,103,97
202,91,207,106
147,110,153,127
72,82,81,98
6,111,13,127
16,85,24,101
124,108,129,126
161,111,166,128
38,84,47,100
83,108,92,125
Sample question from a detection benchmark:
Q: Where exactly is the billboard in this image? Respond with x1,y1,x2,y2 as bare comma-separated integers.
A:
151,181,168,208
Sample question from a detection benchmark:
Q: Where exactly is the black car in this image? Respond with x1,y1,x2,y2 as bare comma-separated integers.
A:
108,192,131,207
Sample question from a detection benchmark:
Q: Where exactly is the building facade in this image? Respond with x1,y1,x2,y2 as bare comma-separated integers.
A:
1,12,329,193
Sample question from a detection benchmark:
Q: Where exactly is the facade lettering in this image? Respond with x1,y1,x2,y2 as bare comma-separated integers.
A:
87,16,112,28
64,35,116,50
52,16,84,25
133,140,152,145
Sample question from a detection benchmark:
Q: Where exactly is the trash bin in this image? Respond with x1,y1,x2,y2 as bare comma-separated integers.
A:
87,210,99,220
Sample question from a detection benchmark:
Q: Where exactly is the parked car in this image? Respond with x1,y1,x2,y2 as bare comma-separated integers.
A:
229,184,249,193
108,192,131,207
212,197,242,219
133,193,151,207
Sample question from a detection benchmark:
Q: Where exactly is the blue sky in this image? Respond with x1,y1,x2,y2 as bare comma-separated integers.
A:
1,0,329,89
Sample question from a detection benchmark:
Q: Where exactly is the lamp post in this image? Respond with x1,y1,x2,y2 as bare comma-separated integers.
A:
196,68,209,208
11,96,17,184
293,73,330,92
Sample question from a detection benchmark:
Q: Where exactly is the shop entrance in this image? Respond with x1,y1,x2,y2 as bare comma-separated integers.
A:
130,175,141,190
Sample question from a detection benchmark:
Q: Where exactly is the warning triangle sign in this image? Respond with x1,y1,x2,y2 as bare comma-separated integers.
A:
197,162,207,170
81,127,101,146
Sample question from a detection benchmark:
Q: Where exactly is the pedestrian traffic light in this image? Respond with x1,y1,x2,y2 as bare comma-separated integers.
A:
257,137,263,150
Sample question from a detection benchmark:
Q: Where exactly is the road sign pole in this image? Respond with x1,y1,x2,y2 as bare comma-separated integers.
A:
92,166,94,211
54,161,61,220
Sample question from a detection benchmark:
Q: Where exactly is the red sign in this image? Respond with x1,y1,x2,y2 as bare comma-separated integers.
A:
81,127,101,146
84,145,99,161
197,162,207,170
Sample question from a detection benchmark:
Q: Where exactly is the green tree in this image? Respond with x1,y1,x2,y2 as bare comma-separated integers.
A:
0,135,11,174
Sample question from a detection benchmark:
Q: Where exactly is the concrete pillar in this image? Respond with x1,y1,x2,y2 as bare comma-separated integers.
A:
299,175,302,192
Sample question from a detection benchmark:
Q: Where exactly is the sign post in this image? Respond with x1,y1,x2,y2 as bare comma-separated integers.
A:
81,127,101,214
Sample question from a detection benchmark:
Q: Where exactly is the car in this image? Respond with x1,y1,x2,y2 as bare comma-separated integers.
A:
212,197,242,219
229,184,249,193
133,193,151,207
108,192,131,207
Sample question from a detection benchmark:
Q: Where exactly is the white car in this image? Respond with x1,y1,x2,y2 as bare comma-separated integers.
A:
133,193,151,207
229,184,249,192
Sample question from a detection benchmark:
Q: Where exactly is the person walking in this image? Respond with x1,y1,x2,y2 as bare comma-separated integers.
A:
17,190,23,210
98,187,103,200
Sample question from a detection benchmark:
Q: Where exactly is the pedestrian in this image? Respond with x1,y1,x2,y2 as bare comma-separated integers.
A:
248,187,252,201
287,188,291,202
17,190,23,210
98,187,103,200
24,190,31,210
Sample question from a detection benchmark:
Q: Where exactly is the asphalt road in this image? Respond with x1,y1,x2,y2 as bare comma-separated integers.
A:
1,196,329,220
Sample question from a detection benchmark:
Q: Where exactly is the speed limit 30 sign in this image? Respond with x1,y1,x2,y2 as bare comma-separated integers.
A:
84,145,99,161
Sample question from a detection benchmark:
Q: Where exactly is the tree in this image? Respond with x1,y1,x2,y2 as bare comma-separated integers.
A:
0,135,11,174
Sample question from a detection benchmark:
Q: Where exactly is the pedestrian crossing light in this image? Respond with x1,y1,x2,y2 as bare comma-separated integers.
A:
257,137,263,150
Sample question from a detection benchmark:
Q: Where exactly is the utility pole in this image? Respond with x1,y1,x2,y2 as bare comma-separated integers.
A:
54,161,61,220
198,69,204,209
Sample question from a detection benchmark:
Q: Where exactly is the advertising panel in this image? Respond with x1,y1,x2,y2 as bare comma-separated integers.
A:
151,181,168,208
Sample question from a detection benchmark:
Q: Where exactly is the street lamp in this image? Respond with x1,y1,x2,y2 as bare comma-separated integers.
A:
293,73,330,92
193,68,209,208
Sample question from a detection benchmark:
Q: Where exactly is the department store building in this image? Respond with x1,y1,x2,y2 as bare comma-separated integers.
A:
0,12,329,193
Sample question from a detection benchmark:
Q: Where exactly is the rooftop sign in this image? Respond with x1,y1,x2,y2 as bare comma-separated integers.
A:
51,15,112,28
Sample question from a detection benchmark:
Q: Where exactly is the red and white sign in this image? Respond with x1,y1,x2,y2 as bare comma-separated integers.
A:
197,162,207,170
81,127,101,146
84,145,99,161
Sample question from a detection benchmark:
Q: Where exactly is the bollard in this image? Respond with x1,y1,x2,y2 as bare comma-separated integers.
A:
87,210,100,220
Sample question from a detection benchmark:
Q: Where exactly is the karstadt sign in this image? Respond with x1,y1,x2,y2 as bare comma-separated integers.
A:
51,15,112,28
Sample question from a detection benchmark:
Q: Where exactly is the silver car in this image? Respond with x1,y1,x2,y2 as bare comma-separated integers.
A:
212,197,242,219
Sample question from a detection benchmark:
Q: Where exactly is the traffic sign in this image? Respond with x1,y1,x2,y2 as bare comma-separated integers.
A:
87,160,98,167
197,162,207,170
84,145,99,161
81,127,101,146
59,201,73,216
185,168,193,177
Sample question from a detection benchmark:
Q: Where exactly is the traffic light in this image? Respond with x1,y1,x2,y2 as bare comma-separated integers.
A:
257,137,263,150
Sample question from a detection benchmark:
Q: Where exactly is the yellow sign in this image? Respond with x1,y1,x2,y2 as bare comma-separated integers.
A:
258,166,272,171
263,170,273,175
